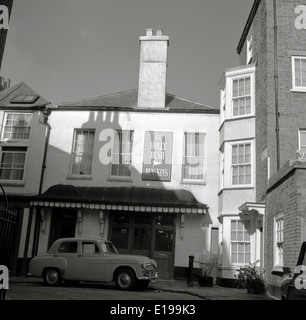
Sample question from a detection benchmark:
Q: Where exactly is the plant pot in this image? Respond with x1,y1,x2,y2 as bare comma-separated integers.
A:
246,279,265,294
198,276,213,287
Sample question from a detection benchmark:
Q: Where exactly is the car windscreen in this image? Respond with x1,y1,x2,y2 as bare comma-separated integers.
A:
100,241,118,254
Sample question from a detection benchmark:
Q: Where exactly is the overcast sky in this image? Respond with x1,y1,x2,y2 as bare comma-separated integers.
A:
2,0,254,107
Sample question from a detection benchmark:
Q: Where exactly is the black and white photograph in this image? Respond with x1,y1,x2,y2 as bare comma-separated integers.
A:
1,0,306,313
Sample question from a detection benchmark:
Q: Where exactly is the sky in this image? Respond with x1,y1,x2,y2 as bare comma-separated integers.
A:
1,0,254,107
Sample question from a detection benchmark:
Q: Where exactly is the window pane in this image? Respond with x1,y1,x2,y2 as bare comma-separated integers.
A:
71,130,94,175
183,132,205,181
155,230,173,252
111,130,133,177
133,229,151,250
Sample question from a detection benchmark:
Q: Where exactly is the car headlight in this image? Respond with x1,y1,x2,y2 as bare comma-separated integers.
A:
142,262,157,270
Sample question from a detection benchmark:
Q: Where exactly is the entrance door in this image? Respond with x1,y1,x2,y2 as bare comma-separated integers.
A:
152,215,175,279
109,211,175,279
48,208,77,249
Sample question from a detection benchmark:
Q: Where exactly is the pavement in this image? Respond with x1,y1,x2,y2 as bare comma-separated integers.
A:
149,279,277,300
7,276,278,300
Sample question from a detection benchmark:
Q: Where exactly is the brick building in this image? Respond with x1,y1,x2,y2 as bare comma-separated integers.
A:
220,0,306,297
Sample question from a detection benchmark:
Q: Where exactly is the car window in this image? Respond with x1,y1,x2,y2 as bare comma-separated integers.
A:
57,242,78,253
100,242,117,254
81,242,100,254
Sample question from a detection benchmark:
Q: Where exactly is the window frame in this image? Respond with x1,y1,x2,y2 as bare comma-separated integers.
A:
109,130,134,180
292,56,306,92
230,141,253,187
0,146,27,182
2,112,33,141
231,76,252,118
69,129,95,178
181,132,206,183
298,129,306,155
274,213,284,267
230,219,251,265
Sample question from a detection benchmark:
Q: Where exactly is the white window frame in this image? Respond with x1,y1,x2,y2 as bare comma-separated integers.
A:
2,112,33,141
230,141,253,187
69,129,95,177
232,76,252,118
182,132,206,183
298,130,306,156
224,66,255,121
292,56,306,92
274,213,284,267
109,130,133,180
0,146,27,181
230,219,251,265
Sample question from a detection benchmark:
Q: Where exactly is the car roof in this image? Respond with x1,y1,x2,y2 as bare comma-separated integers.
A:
52,237,110,243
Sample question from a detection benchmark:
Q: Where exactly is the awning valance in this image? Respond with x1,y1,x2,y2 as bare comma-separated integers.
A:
30,185,208,215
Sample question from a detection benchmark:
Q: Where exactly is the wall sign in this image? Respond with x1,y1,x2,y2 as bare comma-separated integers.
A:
142,131,173,181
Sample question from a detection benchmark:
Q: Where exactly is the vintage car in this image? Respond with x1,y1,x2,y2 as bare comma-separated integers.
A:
271,242,306,300
28,237,158,290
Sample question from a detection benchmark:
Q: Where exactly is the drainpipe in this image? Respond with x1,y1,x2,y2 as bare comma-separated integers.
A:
273,0,280,171
32,106,52,257
39,107,52,195
21,104,52,273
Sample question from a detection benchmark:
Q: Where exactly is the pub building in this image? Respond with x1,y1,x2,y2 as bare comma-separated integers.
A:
15,29,220,279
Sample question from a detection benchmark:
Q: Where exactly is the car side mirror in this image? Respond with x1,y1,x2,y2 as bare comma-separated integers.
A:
271,266,291,277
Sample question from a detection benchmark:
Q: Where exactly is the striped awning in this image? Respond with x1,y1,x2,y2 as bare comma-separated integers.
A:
30,185,208,215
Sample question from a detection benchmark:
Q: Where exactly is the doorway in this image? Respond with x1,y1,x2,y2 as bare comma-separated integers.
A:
48,208,77,249
109,211,175,279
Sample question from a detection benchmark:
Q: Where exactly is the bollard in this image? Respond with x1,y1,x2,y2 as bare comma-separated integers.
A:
187,255,194,287
0,288,6,300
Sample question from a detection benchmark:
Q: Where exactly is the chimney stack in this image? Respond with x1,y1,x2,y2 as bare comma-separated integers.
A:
137,28,169,108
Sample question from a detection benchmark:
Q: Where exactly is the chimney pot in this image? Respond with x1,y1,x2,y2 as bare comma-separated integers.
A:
146,28,153,36
156,29,163,36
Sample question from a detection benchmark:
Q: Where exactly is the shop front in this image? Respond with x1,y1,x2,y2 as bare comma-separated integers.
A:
29,184,208,279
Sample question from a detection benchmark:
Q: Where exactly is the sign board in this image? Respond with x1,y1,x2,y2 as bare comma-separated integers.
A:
142,131,173,181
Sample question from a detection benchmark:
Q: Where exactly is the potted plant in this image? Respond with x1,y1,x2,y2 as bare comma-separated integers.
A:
195,253,218,287
235,260,266,294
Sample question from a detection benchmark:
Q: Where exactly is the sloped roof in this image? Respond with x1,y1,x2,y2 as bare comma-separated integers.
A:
34,184,208,210
0,82,50,108
59,89,219,113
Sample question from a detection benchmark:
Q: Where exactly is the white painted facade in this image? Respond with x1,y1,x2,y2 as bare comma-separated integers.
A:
218,64,264,283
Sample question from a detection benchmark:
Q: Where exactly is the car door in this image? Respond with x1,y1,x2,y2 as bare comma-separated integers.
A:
55,240,79,280
74,241,106,282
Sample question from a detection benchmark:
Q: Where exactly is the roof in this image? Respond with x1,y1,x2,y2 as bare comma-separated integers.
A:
236,0,261,54
32,184,208,213
0,82,50,109
58,89,219,113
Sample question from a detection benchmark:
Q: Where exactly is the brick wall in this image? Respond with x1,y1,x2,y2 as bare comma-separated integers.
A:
265,160,306,297
238,0,306,203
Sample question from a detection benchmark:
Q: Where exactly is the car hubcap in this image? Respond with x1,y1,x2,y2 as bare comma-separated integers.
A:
48,271,58,283
120,274,131,287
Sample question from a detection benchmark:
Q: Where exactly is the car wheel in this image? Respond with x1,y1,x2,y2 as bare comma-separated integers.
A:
115,269,136,290
43,268,62,286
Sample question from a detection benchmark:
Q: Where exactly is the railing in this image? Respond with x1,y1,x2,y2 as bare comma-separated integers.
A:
187,255,218,287
0,203,18,266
